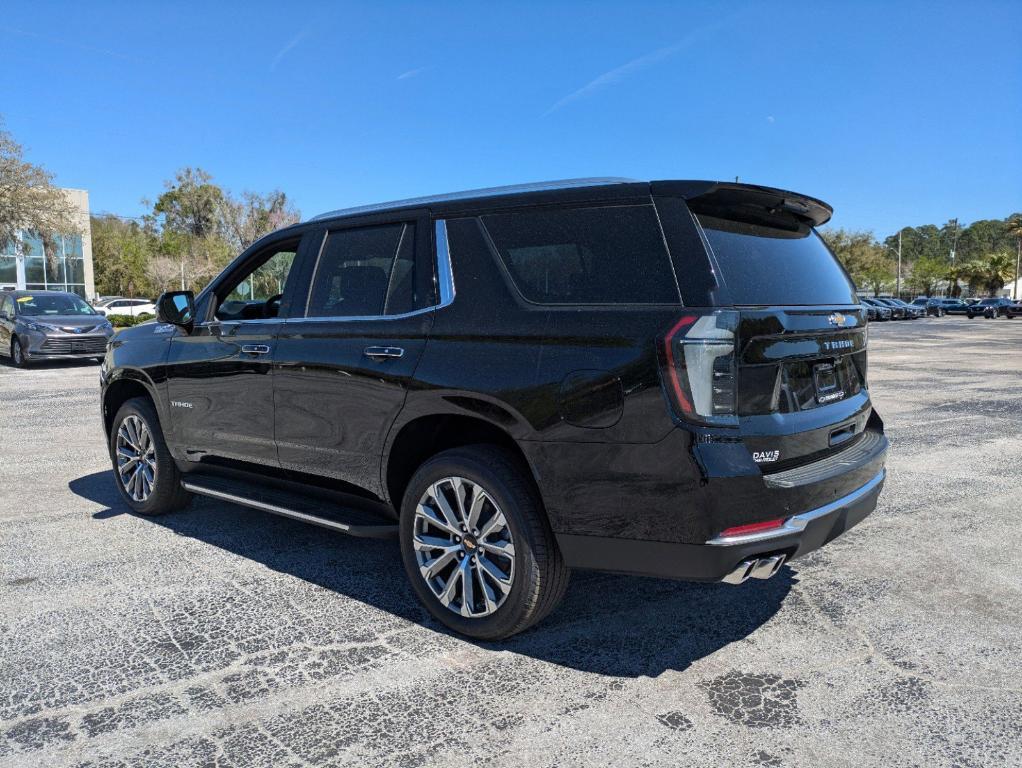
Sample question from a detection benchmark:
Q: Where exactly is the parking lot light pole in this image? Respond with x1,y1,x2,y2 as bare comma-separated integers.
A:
881,233,903,298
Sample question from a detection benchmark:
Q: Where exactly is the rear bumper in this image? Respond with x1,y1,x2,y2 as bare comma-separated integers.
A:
557,469,884,581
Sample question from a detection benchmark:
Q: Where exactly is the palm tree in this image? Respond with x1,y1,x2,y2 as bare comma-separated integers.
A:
961,253,1016,296
1005,214,1022,299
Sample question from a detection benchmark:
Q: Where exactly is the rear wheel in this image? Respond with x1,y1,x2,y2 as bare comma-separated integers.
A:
109,397,192,515
399,445,569,640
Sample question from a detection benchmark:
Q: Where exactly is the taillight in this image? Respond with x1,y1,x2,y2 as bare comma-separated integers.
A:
661,310,739,426
719,518,786,537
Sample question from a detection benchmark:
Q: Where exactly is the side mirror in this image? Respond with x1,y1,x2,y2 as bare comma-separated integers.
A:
156,291,195,328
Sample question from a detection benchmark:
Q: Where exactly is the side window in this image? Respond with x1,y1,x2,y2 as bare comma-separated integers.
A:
480,205,680,305
306,223,416,318
216,242,300,321
0,295,11,317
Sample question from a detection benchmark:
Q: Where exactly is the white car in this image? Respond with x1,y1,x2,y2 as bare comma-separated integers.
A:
95,298,156,318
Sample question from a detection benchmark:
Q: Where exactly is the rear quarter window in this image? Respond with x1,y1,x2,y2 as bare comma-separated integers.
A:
480,205,680,305
697,214,857,306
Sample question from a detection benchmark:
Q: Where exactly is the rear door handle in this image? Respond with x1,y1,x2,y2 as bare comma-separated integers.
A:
364,346,404,360
241,344,271,355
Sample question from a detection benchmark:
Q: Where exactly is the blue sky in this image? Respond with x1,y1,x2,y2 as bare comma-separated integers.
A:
2,1,1019,236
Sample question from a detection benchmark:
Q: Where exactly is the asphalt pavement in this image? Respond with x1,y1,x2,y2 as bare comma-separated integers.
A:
1,317,1020,767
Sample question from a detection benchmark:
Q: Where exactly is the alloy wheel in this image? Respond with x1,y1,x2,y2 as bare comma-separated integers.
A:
12,339,23,365
413,476,516,618
116,415,157,502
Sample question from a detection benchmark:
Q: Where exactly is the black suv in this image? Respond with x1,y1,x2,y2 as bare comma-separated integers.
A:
99,179,888,639
968,297,1015,318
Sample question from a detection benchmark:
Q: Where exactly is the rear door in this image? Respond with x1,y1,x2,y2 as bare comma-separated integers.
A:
272,212,435,497
689,205,872,467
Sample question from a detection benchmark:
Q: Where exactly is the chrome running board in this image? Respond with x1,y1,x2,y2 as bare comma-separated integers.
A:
181,478,398,539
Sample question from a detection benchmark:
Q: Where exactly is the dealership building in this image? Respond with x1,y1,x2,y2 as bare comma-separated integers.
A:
0,188,95,299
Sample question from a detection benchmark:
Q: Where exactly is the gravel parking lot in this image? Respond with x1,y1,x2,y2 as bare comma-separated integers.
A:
1,317,1020,768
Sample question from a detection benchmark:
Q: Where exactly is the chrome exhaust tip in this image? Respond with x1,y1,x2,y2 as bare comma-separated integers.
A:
721,559,757,585
721,554,786,585
749,554,786,580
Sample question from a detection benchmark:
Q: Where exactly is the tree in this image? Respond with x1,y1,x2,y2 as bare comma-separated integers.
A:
1005,214,1022,299
819,228,893,294
223,190,301,252
91,214,156,297
960,252,1015,296
905,256,946,296
0,118,82,269
149,168,234,291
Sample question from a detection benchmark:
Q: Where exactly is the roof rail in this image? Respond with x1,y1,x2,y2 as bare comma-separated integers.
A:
310,177,641,221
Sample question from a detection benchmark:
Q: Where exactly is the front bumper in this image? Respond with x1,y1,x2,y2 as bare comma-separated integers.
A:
556,469,885,581
23,332,110,359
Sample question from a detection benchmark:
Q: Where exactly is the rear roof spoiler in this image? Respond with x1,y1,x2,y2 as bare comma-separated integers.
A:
650,180,833,227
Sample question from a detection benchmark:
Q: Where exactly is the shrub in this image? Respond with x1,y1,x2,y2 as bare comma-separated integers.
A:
107,313,155,328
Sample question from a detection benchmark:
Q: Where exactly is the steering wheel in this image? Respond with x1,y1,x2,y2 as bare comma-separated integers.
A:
266,293,283,317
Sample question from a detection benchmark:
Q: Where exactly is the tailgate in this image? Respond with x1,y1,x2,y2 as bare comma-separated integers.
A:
735,307,874,469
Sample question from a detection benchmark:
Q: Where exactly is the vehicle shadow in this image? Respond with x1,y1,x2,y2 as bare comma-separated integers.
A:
70,470,794,678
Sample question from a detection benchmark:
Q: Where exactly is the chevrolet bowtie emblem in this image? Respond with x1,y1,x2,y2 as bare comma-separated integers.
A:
828,312,847,327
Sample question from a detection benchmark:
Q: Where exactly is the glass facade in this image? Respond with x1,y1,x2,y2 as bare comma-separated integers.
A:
4,230,87,298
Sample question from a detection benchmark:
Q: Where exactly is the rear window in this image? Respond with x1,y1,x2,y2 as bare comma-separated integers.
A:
481,205,680,305
697,215,857,306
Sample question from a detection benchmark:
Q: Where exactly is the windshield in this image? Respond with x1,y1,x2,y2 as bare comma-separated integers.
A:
979,299,998,305
697,215,857,306
16,293,97,317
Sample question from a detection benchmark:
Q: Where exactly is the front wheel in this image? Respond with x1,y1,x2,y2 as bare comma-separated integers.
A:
399,445,569,640
11,337,27,367
109,397,192,515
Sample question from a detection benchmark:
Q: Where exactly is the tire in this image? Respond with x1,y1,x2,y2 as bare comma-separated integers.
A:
109,396,192,515
399,444,570,640
11,337,27,368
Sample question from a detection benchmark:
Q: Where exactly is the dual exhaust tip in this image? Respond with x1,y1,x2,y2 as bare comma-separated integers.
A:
721,554,786,585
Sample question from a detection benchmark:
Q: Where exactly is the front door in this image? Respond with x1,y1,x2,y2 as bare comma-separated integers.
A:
165,235,308,467
273,216,434,496
0,295,14,354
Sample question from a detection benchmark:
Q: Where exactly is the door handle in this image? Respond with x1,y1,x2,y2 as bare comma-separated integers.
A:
241,344,271,355
364,346,404,360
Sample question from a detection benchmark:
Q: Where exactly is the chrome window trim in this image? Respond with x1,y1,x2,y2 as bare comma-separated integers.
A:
310,178,639,221
434,219,455,307
202,220,458,327
193,318,286,328
279,219,455,324
705,469,885,546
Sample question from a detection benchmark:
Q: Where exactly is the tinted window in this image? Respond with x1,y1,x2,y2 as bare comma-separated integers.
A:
481,205,679,304
697,215,857,306
306,223,416,317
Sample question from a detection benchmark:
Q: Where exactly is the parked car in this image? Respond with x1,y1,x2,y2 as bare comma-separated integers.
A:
1006,301,1022,318
860,297,893,320
968,297,1015,318
99,178,888,640
95,298,157,318
877,298,921,319
93,296,126,308
860,300,879,322
910,297,949,317
0,290,114,367
942,300,971,315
